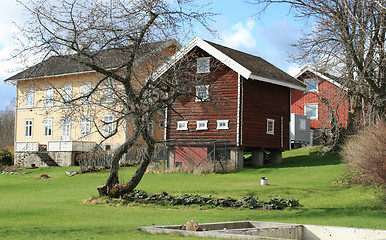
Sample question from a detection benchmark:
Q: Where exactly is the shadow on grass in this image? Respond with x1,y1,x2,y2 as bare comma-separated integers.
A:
272,152,342,169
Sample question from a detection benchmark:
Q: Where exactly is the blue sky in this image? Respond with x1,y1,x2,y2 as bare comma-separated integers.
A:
0,0,304,111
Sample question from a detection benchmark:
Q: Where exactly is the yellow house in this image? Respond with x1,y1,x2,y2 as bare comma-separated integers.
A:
5,40,179,167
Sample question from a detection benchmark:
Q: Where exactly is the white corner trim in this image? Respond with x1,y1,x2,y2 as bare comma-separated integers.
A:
250,74,306,91
236,74,242,146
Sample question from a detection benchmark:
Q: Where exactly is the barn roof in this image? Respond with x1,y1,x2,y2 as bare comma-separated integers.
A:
153,37,306,91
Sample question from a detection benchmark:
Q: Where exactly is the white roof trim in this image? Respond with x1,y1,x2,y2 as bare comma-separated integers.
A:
150,36,252,81
296,66,347,91
151,36,306,90
250,74,306,91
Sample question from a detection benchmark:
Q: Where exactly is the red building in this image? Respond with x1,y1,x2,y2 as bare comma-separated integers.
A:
156,37,306,169
291,67,349,130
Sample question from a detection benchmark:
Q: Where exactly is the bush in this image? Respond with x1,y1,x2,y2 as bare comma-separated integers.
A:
341,121,386,188
0,149,13,166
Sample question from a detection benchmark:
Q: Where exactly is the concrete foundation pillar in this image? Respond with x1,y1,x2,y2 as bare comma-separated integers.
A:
230,149,244,169
168,147,175,168
251,150,264,167
270,150,282,164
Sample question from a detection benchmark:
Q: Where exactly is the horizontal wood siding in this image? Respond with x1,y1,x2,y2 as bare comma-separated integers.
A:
242,79,290,150
291,73,349,129
166,50,238,143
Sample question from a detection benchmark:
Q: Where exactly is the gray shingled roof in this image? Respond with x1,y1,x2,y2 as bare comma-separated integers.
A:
204,40,304,88
5,40,179,81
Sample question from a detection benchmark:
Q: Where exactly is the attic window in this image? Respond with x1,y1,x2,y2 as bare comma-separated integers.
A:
266,118,275,135
196,120,208,130
195,85,209,101
217,120,229,130
177,121,188,130
197,57,210,73
304,78,318,92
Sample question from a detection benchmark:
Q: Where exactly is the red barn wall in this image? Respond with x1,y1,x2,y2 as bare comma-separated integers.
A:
166,50,239,143
242,79,290,150
291,73,349,129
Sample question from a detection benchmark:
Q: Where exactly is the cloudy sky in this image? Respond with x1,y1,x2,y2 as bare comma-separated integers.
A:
0,0,304,110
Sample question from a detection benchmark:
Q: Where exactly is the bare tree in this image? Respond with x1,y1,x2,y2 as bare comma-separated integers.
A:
15,0,215,197
0,101,15,151
249,0,386,136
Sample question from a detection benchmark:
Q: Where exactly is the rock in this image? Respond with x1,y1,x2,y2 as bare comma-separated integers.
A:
185,220,202,231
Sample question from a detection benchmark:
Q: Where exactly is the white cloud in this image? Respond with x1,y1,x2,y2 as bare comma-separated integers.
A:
222,19,257,49
286,64,302,77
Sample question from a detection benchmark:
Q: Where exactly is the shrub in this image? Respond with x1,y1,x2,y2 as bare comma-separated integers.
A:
341,121,386,188
0,149,13,166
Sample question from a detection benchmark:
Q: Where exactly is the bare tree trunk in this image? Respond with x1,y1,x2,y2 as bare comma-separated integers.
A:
108,131,155,198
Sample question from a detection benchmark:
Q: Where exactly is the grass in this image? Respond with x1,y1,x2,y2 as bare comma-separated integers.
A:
0,146,384,239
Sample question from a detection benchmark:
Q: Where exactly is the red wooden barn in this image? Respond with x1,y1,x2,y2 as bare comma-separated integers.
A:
156,37,306,170
291,67,349,131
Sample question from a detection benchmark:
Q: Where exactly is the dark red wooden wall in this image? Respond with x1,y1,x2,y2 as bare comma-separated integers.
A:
242,79,290,150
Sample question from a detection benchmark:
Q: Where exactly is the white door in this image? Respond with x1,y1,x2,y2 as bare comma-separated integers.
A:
62,117,71,141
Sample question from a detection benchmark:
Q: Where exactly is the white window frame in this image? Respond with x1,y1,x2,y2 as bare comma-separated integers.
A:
61,117,71,141
216,120,229,130
103,114,114,136
197,57,210,73
81,82,92,103
176,121,188,131
45,87,54,106
43,118,53,137
25,88,34,107
304,78,319,92
104,79,115,103
80,115,91,137
195,85,209,102
196,120,208,130
266,118,275,135
24,119,33,138
305,104,319,120
63,84,72,103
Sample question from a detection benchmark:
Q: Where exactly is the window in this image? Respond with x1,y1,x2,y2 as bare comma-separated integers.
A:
197,57,210,73
25,88,34,107
81,82,92,103
63,84,72,103
304,78,318,92
45,87,54,106
103,114,114,135
217,120,229,130
80,115,91,137
305,104,318,120
266,118,275,135
299,118,307,130
43,118,53,137
176,121,188,130
104,79,115,102
61,117,71,141
24,119,33,137
195,85,209,101
196,120,208,130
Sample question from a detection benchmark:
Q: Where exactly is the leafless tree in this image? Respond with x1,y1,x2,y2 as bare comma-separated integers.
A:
0,101,15,151
15,0,216,197
249,0,386,139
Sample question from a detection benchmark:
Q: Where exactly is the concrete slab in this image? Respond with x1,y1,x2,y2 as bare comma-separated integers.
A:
138,221,386,240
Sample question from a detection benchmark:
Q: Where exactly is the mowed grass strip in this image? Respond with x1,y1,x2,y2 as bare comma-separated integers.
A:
0,147,384,239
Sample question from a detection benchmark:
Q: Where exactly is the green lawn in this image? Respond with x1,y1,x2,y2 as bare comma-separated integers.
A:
0,147,384,239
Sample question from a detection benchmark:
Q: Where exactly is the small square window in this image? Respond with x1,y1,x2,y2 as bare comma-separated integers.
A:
196,120,208,130
197,57,210,73
305,104,318,120
217,120,229,130
304,78,318,92
266,118,275,135
177,121,188,130
195,85,209,101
